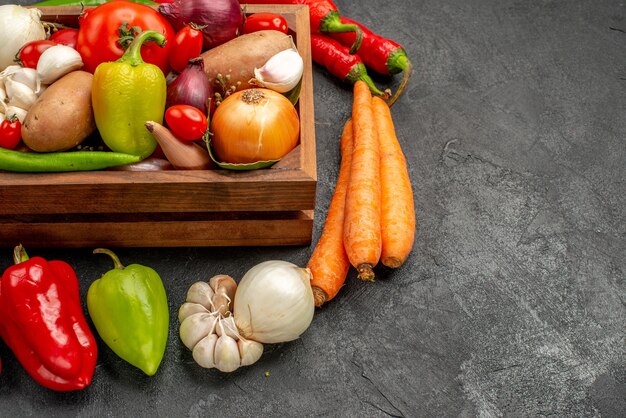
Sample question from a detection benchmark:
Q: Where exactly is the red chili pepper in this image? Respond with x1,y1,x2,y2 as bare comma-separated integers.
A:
0,245,97,391
311,34,388,98
240,0,363,53
329,16,413,106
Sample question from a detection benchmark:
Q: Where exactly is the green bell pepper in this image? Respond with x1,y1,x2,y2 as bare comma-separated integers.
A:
92,30,167,158
87,249,169,376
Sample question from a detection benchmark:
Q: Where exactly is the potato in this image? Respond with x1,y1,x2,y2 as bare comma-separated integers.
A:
22,70,96,152
201,30,294,96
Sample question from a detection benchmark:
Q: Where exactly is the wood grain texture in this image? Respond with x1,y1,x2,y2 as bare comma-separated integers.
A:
0,211,314,248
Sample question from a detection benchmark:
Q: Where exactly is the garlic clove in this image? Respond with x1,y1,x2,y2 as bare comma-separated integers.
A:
238,338,263,367
179,312,218,350
3,105,28,123
209,274,237,315
5,78,37,110
192,333,219,369
185,281,215,311
253,48,304,93
178,302,211,323
213,334,240,373
37,84,48,97
36,44,83,85
215,316,239,340
0,65,21,89
9,67,38,92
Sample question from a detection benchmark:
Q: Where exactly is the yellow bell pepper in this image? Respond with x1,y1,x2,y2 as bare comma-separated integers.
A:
92,30,167,158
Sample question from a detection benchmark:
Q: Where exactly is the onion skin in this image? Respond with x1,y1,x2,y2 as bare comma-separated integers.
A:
158,0,243,50
166,58,214,116
0,5,46,71
210,88,300,164
145,121,213,170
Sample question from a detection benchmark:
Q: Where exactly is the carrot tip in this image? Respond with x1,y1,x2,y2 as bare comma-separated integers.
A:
356,264,375,282
382,257,403,269
312,286,328,307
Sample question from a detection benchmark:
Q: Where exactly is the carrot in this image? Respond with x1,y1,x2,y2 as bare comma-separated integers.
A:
372,96,415,267
343,80,382,281
308,120,354,307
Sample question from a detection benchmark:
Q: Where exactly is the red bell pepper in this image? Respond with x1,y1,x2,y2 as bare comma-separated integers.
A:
0,245,97,391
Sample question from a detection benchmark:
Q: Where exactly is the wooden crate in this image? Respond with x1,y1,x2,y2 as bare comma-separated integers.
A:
0,5,317,248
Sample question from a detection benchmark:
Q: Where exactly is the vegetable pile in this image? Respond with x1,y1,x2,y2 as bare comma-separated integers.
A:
0,1,304,172
240,0,413,105
0,0,416,385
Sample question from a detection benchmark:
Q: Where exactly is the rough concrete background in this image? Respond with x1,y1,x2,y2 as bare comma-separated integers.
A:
1,0,625,416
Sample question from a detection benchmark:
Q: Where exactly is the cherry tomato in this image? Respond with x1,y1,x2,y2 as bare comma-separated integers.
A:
169,25,205,74
243,13,289,35
165,105,208,141
0,117,22,150
76,1,175,74
49,28,79,49
18,40,57,69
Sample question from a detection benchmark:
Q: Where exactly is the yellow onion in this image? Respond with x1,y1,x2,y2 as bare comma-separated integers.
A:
210,88,300,164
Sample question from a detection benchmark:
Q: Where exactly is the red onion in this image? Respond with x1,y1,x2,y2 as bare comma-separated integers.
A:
167,57,214,116
158,0,243,50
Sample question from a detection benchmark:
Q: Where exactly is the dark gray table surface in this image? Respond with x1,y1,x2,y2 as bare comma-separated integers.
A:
1,0,625,416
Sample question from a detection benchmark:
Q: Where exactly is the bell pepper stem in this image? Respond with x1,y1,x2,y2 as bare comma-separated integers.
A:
118,30,167,67
13,244,29,264
93,248,125,270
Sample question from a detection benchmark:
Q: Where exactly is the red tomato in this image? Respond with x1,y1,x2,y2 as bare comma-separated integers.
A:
169,25,204,74
76,1,175,74
18,40,56,69
243,13,289,35
165,105,208,141
0,117,22,150
49,28,79,49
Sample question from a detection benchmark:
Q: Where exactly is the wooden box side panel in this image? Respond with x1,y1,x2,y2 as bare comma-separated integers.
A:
0,211,314,248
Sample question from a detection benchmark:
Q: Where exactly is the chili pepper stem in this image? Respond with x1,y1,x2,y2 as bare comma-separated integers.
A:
346,63,389,99
93,248,125,270
320,11,364,54
13,244,29,264
387,57,413,107
118,30,167,67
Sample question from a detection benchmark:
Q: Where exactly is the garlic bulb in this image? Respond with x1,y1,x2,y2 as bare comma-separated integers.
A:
178,275,263,373
36,45,84,85
5,78,37,110
3,105,28,123
253,48,304,93
11,67,41,93
233,260,315,344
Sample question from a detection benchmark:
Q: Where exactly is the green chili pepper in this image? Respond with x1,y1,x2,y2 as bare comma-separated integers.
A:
0,148,142,172
87,249,169,376
92,30,167,158
33,0,158,6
